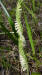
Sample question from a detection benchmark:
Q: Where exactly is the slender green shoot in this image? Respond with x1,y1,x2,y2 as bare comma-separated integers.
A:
31,72,40,75
0,22,18,45
32,0,35,12
0,1,18,37
0,46,11,51
24,14,35,55
23,3,38,23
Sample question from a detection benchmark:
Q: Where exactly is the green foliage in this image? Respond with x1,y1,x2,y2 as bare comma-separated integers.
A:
31,72,40,75
0,22,18,45
23,3,38,23
0,46,11,51
24,14,35,55
8,17,18,37
2,56,11,69
0,0,41,75
0,10,3,22
0,1,18,38
31,0,35,12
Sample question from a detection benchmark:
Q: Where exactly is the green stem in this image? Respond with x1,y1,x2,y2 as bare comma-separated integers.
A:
16,0,29,74
32,0,35,12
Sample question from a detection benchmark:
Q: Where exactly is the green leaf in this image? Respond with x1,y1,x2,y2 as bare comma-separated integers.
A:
32,0,35,12
0,1,18,38
0,22,18,45
24,13,35,55
0,46,11,52
23,3,38,23
32,72,41,75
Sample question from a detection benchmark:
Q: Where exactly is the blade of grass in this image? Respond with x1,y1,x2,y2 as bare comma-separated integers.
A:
0,22,18,45
24,13,35,55
31,72,41,75
32,0,35,12
22,3,38,23
0,1,18,37
0,46,11,52
2,56,11,69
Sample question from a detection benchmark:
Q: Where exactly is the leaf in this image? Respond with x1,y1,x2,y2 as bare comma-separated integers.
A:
23,3,38,23
24,13,35,55
0,1,18,38
32,0,35,12
31,72,41,75
0,22,18,45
